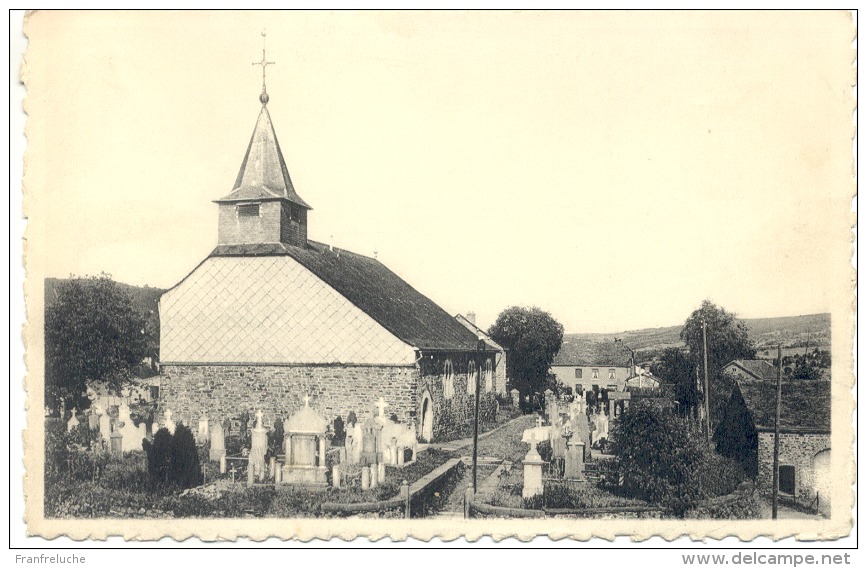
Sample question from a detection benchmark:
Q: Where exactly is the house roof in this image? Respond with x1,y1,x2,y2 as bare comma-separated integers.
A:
455,314,505,353
735,376,831,433
552,339,631,367
209,241,481,352
215,105,311,209
725,359,779,381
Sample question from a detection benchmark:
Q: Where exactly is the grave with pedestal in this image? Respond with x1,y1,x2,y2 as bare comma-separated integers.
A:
280,396,329,487
521,424,549,499
510,388,520,409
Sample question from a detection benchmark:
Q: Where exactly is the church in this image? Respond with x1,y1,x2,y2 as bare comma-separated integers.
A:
158,62,502,443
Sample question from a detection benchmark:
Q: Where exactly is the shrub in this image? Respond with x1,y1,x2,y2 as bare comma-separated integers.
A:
143,425,202,489
171,424,203,489
144,427,172,485
610,401,709,515
331,416,345,447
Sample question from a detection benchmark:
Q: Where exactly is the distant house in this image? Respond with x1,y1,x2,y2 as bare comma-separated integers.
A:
455,312,507,395
551,340,632,395
625,367,661,390
723,359,778,382
716,376,831,515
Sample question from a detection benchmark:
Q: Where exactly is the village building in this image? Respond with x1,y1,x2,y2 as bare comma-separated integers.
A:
550,339,632,395
455,312,508,395
717,375,831,516
722,359,778,382
158,79,500,443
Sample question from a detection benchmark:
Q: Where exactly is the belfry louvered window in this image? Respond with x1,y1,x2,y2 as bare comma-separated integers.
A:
237,203,260,217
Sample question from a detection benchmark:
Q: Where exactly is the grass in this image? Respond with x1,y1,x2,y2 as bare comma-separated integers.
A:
458,415,536,462
486,459,650,511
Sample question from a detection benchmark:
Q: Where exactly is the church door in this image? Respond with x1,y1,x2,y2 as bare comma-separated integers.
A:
421,392,433,442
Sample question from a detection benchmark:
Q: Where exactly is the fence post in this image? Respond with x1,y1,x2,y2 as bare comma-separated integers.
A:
464,484,475,519
401,480,410,519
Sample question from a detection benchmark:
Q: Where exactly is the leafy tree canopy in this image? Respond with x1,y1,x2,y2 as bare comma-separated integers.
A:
45,274,148,409
488,306,564,395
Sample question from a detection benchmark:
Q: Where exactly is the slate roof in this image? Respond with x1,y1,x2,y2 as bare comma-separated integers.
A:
725,359,778,381
455,314,505,352
215,105,311,209
209,241,481,352
735,376,831,433
552,338,631,367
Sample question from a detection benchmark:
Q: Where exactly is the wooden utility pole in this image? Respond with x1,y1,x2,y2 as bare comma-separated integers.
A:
702,318,711,444
472,336,484,492
772,343,782,519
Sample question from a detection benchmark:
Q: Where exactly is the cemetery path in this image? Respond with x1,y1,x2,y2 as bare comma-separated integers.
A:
423,415,536,516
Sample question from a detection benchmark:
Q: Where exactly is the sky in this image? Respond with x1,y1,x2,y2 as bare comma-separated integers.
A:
21,10,855,333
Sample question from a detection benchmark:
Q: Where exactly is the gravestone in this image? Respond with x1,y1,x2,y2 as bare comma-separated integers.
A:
66,408,79,432
592,411,609,446
197,416,210,444
564,440,585,480
209,421,226,461
360,415,383,467
87,408,99,430
117,403,144,452
163,409,176,435
510,389,520,409
344,416,362,465
97,409,112,446
249,410,268,482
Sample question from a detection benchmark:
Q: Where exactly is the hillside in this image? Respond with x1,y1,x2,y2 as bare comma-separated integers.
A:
557,313,831,365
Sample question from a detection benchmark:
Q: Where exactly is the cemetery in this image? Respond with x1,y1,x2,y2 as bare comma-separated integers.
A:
44,393,475,519
44,380,763,520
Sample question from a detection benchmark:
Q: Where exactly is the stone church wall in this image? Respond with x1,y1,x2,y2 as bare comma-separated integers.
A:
417,352,499,443
756,430,830,502
160,363,418,431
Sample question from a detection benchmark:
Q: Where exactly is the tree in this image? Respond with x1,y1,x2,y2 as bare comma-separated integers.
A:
44,274,147,409
651,347,697,416
610,400,707,515
680,300,756,426
488,306,564,396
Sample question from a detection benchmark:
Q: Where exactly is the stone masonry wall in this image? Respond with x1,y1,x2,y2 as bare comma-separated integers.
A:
418,352,499,442
757,431,830,502
160,364,418,431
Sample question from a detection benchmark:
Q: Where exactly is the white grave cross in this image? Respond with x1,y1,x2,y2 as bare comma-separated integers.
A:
375,397,389,419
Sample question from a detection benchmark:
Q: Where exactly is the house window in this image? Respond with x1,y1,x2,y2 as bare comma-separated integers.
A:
592,368,599,380
484,359,493,392
574,369,583,379
237,203,260,217
443,358,455,399
467,361,477,394
779,465,796,495
609,368,616,380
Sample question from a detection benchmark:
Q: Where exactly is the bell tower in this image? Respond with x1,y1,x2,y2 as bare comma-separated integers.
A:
214,32,311,248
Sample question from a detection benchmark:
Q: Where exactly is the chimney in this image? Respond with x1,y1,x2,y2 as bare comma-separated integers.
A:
466,311,476,326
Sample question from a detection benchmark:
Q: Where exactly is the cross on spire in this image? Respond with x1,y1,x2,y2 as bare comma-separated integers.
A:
253,30,275,105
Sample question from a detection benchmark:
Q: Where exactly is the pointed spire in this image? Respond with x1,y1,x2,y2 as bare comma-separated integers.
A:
215,35,310,210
